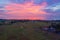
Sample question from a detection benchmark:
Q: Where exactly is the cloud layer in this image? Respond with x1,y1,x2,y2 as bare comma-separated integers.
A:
4,0,48,20
0,0,60,20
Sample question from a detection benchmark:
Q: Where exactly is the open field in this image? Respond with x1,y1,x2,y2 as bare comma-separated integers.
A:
0,20,60,40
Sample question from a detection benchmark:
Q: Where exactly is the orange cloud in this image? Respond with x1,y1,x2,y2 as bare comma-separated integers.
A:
5,1,47,20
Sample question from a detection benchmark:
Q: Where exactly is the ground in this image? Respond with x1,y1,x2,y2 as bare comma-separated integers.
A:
0,20,60,40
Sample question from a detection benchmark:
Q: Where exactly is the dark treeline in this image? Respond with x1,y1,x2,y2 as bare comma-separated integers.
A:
0,19,60,25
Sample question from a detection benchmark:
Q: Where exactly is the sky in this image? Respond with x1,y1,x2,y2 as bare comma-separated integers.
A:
0,0,60,20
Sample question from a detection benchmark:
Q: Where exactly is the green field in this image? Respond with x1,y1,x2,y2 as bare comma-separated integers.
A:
0,20,60,40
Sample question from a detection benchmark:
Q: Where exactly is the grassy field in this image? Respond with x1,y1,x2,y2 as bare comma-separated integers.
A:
0,20,60,40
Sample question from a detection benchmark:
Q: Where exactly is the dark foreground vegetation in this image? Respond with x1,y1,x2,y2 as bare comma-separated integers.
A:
0,19,60,40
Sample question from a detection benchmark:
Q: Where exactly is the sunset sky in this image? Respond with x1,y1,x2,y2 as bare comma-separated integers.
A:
0,0,60,20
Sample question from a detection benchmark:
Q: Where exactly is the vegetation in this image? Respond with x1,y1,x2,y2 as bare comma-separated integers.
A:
0,20,60,40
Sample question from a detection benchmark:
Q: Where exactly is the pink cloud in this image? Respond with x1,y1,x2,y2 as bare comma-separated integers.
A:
5,1,48,20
